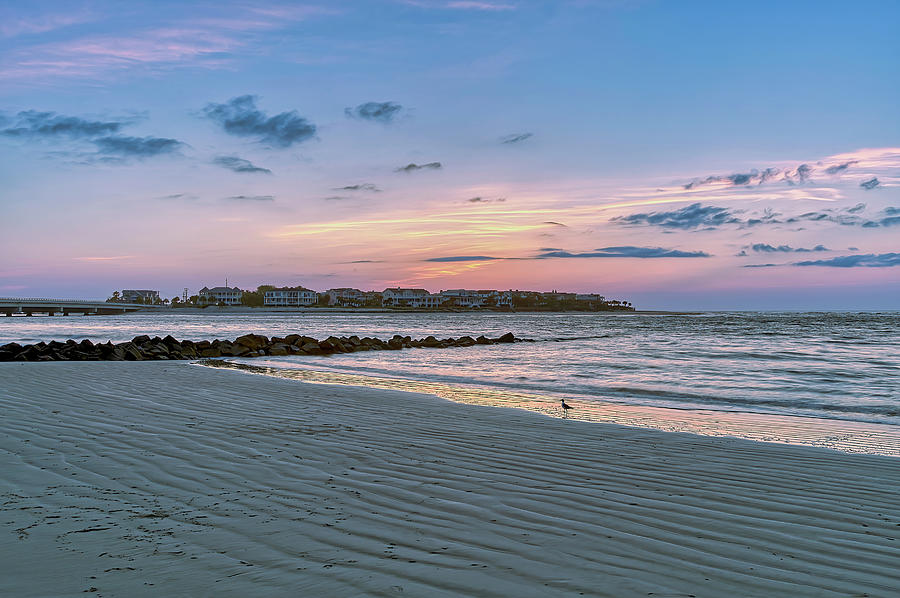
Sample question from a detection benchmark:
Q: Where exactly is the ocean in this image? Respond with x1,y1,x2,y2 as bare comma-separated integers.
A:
3,310,899,455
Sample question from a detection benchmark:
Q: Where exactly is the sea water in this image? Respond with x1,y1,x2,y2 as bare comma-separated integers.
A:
3,311,898,455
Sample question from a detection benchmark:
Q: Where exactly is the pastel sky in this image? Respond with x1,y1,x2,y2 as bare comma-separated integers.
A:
1,0,898,310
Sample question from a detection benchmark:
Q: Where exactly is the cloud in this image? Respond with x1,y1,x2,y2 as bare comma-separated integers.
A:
1,110,123,139
538,246,710,259
0,13,94,38
213,155,271,174
684,168,781,189
467,196,505,203
157,193,198,200
860,178,880,190
824,161,857,175
612,203,742,230
225,195,274,201
345,101,404,123
784,204,900,228
395,162,442,172
794,253,900,268
747,243,829,253
324,195,349,200
72,255,135,261
202,95,316,147
500,132,532,144
336,183,381,192
93,135,183,157
426,255,502,262
742,263,779,268
347,259,382,263
543,221,567,227
446,1,516,9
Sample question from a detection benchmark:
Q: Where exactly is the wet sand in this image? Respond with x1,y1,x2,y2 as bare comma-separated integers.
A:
2,361,898,596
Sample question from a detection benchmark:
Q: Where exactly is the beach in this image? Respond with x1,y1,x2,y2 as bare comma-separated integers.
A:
2,361,899,597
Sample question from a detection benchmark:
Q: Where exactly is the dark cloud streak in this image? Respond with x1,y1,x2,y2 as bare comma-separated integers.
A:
213,155,271,174
396,162,442,172
202,95,316,148
345,102,404,123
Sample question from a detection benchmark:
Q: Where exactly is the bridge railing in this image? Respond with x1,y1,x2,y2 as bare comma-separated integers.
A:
0,298,166,308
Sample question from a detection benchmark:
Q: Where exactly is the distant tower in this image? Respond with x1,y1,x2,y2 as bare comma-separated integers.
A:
183,287,188,303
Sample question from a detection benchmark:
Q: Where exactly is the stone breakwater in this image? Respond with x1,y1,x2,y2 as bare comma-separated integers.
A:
0,332,523,362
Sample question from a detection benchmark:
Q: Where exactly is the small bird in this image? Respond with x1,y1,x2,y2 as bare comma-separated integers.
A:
560,399,573,418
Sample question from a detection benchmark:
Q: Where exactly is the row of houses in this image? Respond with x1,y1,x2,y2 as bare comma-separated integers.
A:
195,286,604,308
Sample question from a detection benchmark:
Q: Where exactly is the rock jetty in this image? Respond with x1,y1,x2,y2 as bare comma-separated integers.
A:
0,332,524,362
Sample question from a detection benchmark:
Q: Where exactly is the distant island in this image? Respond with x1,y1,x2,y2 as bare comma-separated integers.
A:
108,286,635,312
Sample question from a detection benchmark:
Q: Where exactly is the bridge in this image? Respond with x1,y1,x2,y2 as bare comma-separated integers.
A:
0,298,166,317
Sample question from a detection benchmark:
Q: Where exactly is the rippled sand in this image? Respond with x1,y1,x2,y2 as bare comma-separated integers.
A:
2,362,899,596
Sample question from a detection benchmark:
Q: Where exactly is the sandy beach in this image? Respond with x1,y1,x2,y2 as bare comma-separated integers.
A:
2,362,899,597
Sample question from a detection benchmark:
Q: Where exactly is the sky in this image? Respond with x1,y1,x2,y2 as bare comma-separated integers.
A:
0,0,898,310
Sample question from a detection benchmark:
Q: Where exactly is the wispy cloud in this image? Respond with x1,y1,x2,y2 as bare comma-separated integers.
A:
860,177,880,190
1,110,123,138
500,132,532,144
824,161,857,175
446,1,516,10
226,195,275,201
336,183,381,192
396,162,442,172
426,255,502,262
0,12,94,38
93,135,183,158
213,155,271,174
742,243,829,254
538,246,710,259
468,196,506,203
345,101,405,123
203,95,316,148
794,253,900,268
611,203,743,230
0,6,331,83
72,255,135,262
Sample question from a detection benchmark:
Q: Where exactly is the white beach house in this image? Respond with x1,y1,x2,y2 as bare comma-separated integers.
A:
325,288,365,307
198,286,243,306
381,288,442,308
439,289,513,307
264,286,318,306
121,289,160,304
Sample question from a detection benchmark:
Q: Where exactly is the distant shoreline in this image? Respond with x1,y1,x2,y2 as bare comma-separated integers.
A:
123,306,694,316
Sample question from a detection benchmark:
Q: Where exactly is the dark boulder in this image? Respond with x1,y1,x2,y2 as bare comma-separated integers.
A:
234,334,269,351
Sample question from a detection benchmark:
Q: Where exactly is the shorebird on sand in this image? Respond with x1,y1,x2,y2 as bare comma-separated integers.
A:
560,399,573,418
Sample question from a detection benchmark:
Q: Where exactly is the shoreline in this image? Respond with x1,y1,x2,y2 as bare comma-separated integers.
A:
205,358,900,457
2,361,898,596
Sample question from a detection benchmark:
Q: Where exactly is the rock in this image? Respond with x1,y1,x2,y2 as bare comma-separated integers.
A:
422,335,441,347
496,332,516,343
475,335,493,345
234,334,269,351
117,342,145,361
300,342,323,355
268,343,291,356
132,335,151,345
456,336,476,347
231,344,251,357
387,338,403,350
14,346,41,360
200,347,222,358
